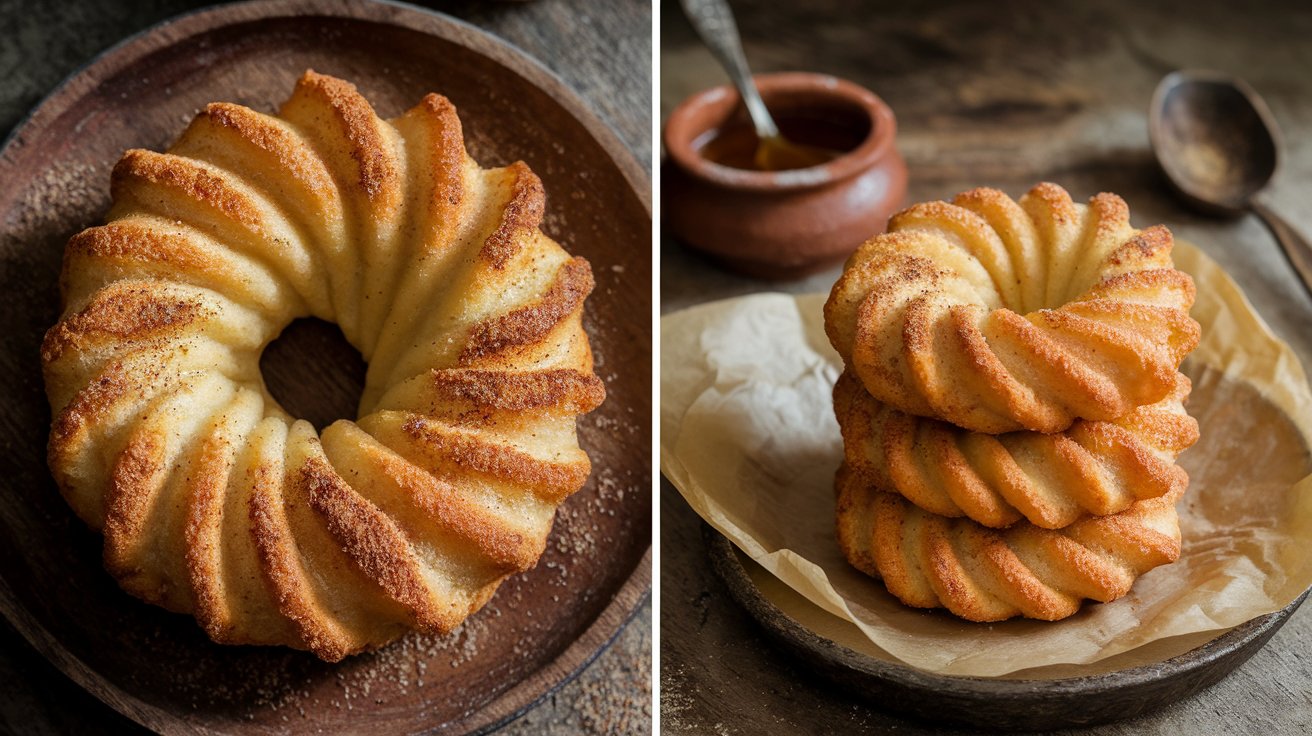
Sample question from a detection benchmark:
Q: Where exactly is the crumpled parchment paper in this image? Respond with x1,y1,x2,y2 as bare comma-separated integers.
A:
660,242,1312,677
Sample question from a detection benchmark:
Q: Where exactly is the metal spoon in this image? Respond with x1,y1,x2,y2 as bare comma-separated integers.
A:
1150,69,1312,298
679,0,833,171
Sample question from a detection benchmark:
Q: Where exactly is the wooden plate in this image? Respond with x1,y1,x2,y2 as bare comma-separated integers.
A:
0,1,651,733
706,527,1309,730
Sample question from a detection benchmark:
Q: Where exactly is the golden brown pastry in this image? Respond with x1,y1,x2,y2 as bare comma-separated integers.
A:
835,466,1183,622
824,184,1200,434
834,371,1198,529
42,71,604,661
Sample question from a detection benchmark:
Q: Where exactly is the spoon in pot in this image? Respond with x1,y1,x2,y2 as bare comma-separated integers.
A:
679,0,834,171
1150,69,1312,299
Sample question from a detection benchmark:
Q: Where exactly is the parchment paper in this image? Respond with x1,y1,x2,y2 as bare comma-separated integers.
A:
660,242,1312,677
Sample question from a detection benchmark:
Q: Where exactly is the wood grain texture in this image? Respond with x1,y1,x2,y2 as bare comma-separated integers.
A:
0,0,652,734
661,0,1312,732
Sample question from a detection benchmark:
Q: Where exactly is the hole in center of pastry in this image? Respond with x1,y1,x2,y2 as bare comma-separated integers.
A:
260,318,366,431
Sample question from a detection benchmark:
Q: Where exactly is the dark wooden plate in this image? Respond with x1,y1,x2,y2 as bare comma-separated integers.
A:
706,527,1309,731
0,1,651,733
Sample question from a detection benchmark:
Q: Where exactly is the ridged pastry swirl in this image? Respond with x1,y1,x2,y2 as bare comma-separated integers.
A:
41,71,604,661
834,371,1198,529
835,466,1183,622
824,183,1201,434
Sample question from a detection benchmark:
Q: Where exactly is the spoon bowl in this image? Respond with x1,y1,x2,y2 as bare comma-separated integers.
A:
1150,69,1312,298
1150,70,1280,216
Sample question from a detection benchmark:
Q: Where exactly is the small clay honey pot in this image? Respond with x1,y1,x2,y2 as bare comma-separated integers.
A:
663,72,907,279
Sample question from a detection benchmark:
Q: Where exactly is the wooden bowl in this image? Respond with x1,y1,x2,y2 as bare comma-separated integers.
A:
0,1,651,733
705,527,1310,730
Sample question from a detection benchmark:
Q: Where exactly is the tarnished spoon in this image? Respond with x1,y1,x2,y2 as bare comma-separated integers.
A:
679,0,833,171
1150,69,1312,298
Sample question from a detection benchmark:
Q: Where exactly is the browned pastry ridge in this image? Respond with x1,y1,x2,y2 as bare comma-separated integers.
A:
41,71,604,661
824,183,1201,434
834,371,1199,529
835,466,1184,622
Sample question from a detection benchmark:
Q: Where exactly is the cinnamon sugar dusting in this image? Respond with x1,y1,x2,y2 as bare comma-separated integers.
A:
41,284,207,363
428,368,605,413
112,149,262,228
479,161,546,269
400,415,590,499
291,71,399,203
460,257,594,363
1107,224,1172,265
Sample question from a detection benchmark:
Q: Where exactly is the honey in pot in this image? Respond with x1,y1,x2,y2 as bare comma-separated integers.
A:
693,109,870,172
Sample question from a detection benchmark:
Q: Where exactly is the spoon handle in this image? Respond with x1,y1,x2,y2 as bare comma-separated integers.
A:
679,0,779,139
1251,199,1312,301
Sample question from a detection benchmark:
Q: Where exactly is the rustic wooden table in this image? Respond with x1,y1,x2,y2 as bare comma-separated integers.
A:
661,0,1312,732
0,1,650,734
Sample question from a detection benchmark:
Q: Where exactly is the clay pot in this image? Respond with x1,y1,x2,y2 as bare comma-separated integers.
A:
663,72,907,279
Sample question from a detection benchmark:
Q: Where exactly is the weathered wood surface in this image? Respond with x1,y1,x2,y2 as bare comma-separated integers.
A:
661,0,1312,732
0,0,652,734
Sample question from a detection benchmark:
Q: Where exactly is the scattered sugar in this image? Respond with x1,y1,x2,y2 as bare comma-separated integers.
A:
7,160,106,244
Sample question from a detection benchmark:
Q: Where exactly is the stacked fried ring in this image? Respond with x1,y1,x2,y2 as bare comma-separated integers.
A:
825,183,1200,622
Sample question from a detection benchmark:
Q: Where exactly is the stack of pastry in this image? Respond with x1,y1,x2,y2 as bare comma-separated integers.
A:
823,183,1201,622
